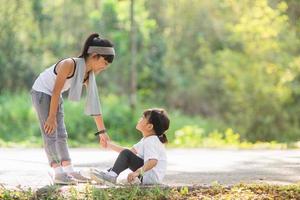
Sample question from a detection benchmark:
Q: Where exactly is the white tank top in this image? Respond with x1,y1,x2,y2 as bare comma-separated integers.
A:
32,59,76,95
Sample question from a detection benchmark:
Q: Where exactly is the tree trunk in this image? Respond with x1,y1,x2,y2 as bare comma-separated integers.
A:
130,0,137,111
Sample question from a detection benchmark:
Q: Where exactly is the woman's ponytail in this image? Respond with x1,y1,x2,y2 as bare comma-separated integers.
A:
79,33,99,58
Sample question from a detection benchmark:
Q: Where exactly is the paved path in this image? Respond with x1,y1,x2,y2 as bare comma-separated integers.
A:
0,148,300,188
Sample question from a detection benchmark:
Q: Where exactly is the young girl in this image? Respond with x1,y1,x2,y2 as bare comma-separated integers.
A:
91,108,170,185
31,33,115,185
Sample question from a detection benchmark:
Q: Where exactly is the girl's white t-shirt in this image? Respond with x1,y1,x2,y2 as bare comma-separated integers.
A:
32,60,74,95
133,135,167,184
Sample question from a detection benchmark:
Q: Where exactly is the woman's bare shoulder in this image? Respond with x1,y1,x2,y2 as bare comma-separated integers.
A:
56,58,75,76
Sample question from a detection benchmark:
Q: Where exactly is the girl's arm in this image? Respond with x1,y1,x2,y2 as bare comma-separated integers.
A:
106,142,125,153
44,59,75,134
127,159,158,182
106,141,137,154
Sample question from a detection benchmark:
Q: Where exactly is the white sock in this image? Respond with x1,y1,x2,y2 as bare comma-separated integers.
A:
53,166,64,175
63,164,75,174
107,170,118,177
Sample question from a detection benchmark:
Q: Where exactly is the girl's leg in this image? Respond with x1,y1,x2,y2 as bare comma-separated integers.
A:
55,97,71,166
31,90,61,166
55,97,89,182
111,149,144,175
90,149,143,184
31,91,77,184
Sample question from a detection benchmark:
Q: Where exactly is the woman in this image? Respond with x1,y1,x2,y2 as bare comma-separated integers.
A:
31,33,114,184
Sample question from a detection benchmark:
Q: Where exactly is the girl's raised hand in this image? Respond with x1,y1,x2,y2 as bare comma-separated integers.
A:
44,116,57,134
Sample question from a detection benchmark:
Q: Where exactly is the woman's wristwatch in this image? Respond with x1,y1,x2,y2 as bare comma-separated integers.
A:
94,129,107,136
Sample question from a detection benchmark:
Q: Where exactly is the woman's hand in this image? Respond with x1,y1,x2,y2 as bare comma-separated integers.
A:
99,133,110,148
44,116,57,134
127,171,140,183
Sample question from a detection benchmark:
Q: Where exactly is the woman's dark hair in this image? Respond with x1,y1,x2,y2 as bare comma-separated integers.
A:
79,33,114,63
143,108,170,144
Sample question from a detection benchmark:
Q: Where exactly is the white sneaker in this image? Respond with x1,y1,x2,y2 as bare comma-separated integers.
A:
69,171,90,183
90,170,117,185
54,173,77,185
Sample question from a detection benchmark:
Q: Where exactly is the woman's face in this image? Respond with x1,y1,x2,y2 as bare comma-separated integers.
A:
92,56,109,74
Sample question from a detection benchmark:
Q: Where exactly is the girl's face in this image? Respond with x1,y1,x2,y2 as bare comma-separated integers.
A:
136,115,154,136
91,55,109,74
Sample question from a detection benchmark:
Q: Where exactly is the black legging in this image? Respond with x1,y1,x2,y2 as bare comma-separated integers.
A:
112,149,144,175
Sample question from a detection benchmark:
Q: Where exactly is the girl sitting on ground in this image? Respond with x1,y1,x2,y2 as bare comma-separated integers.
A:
91,108,170,185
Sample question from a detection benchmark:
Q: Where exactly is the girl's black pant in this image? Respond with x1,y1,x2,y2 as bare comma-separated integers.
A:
112,149,144,175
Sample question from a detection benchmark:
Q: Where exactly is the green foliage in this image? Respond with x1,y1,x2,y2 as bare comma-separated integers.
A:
173,126,205,147
179,186,189,196
165,0,300,142
173,126,240,148
1,0,300,143
165,110,225,142
0,92,41,143
1,92,222,147
0,92,291,148
0,92,137,146
172,125,286,149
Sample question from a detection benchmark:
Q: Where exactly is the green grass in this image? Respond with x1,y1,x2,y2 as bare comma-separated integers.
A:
1,183,300,200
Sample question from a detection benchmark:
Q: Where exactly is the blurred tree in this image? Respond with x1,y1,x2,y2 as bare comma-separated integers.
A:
195,0,300,141
1,0,300,142
0,1,39,92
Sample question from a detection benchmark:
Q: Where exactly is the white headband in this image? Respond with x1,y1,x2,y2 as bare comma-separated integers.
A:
87,46,115,55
